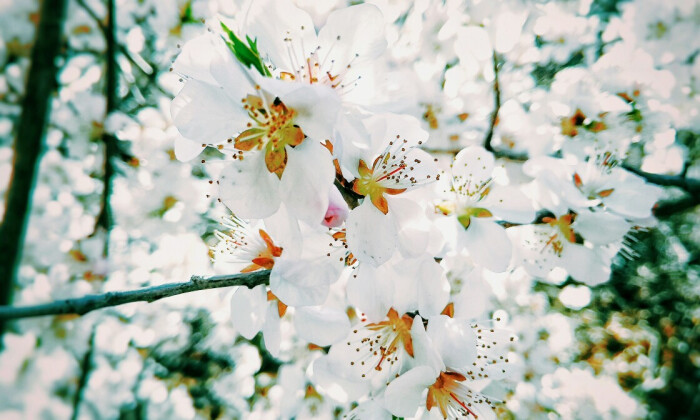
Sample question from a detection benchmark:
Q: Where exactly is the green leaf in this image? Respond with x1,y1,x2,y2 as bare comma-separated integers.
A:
220,22,271,77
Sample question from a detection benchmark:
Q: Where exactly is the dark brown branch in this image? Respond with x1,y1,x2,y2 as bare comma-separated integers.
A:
0,0,68,333
0,271,270,321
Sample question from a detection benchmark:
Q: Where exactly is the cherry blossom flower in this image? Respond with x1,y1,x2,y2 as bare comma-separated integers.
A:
436,146,535,272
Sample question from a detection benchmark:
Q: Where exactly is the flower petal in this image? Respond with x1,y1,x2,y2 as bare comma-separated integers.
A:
346,201,397,267
460,218,512,273
383,366,437,418
269,257,333,307
294,306,351,346
230,284,267,339
280,140,335,225
219,153,281,219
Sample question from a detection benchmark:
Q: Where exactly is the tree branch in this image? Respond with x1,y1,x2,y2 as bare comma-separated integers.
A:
483,52,501,153
0,271,270,321
622,164,700,193
0,0,68,333
92,0,119,255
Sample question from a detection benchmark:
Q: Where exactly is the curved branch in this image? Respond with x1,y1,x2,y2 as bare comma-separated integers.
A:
622,165,700,193
0,271,270,321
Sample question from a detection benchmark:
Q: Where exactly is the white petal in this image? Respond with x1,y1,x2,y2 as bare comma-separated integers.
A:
573,211,630,245
209,43,256,102
345,400,392,420
413,258,450,318
230,285,267,339
452,146,495,194
383,366,437,418
483,185,536,224
244,0,317,72
219,154,281,219
426,316,478,371
309,355,370,404
172,33,221,84
410,315,445,373
278,83,341,142
392,197,430,258
561,244,612,286
269,257,333,307
171,79,247,145
173,135,205,162
294,306,351,346
262,304,281,357
453,269,491,320
346,263,393,322
317,3,387,67
455,26,493,62
346,201,397,267
280,140,335,225
461,218,512,273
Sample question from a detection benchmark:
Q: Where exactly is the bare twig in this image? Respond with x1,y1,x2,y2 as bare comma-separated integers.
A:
71,327,97,420
483,52,501,153
622,165,700,193
0,0,68,335
0,271,270,321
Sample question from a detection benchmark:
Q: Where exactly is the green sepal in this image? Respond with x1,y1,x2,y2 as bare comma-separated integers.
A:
220,22,271,77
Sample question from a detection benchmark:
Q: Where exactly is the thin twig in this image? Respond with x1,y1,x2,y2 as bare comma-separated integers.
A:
71,327,97,420
0,0,68,335
483,52,501,153
0,271,270,321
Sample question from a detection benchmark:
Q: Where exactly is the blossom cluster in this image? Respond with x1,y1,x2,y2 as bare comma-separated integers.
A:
0,0,696,419
167,0,672,418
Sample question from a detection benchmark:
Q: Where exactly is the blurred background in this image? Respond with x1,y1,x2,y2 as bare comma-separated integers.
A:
0,0,698,419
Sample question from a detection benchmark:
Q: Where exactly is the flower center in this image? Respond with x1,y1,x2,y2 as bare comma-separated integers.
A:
234,91,305,177
426,371,480,419
541,214,577,256
345,308,414,380
240,229,283,273
352,158,407,214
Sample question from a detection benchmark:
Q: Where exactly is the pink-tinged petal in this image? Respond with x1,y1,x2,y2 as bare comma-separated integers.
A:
230,285,267,339
560,244,612,286
280,140,335,225
426,315,478,371
460,218,512,273
323,186,350,228
171,79,246,145
294,306,351,346
452,146,495,194
219,153,281,219
384,366,437,418
346,201,397,267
